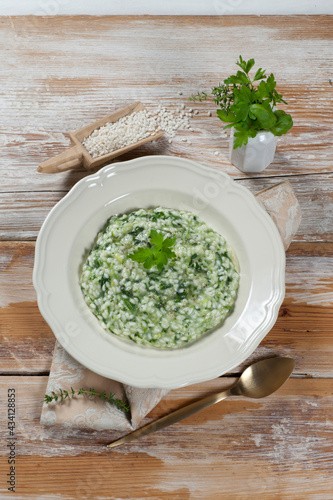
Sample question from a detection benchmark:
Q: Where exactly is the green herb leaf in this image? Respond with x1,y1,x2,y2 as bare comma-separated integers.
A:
128,247,151,262
236,55,247,72
255,80,270,101
163,236,176,248
163,247,176,259
156,252,168,272
266,73,277,92
245,58,255,73
143,255,155,269
232,101,250,121
123,298,136,313
235,56,255,75
254,67,266,81
271,110,293,136
128,230,176,272
238,85,253,103
150,229,164,248
249,103,277,129
216,109,235,123
224,72,249,85
190,91,207,101
233,128,250,149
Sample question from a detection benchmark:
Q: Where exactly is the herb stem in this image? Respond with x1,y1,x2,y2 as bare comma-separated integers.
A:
44,387,130,412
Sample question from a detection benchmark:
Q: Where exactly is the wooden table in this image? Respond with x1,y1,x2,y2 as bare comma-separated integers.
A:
1,15,332,499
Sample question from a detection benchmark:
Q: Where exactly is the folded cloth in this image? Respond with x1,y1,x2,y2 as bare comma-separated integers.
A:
255,181,302,251
40,180,301,431
40,341,168,431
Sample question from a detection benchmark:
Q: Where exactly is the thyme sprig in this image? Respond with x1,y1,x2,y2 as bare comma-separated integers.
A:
190,91,207,102
44,387,130,412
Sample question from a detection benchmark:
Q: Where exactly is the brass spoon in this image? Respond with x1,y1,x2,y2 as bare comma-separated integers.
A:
107,357,295,449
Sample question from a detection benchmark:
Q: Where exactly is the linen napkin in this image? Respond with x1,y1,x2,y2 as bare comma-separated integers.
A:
40,180,301,431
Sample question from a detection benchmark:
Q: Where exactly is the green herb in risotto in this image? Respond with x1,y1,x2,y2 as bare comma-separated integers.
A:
80,208,239,349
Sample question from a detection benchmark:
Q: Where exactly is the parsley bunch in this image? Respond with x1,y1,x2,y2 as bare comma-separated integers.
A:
128,230,176,272
191,55,293,149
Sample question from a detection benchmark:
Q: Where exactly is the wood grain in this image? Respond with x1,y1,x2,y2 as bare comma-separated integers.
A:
0,376,332,499
1,173,333,241
1,15,333,192
1,15,333,500
1,241,332,376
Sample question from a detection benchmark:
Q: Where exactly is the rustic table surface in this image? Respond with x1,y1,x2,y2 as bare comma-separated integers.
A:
1,15,332,499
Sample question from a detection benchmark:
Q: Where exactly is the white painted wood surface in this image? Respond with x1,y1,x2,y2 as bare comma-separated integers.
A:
1,0,333,16
1,16,332,194
1,15,333,499
0,376,333,498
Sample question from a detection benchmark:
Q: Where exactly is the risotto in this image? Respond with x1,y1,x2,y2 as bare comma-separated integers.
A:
80,207,239,349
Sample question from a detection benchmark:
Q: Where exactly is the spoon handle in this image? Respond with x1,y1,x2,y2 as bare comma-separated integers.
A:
107,389,232,448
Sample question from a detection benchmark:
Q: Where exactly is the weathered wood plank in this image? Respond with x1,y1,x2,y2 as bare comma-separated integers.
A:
1,14,333,499
1,174,333,240
0,192,63,240
1,241,332,375
1,15,332,193
2,301,332,377
0,375,332,498
241,175,333,243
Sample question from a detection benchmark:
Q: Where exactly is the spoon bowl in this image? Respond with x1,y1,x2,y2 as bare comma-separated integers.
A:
231,357,296,399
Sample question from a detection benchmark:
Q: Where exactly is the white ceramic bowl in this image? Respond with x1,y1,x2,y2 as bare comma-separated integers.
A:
33,156,285,389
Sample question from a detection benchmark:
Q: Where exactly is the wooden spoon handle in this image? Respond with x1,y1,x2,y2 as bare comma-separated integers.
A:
38,144,83,173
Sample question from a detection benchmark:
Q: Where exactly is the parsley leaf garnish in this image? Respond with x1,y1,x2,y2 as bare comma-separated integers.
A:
128,230,176,272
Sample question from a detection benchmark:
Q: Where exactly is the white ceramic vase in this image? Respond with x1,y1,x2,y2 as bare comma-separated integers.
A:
229,128,278,173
